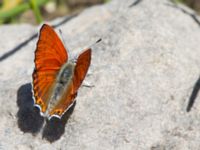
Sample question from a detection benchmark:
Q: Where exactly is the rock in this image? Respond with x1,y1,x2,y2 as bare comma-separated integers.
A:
0,0,200,149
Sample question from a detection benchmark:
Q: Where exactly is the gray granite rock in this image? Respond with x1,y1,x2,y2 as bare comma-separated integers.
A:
1,0,200,149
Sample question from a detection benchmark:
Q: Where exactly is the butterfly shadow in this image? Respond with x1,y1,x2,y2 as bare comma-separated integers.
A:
16,83,44,135
42,101,76,143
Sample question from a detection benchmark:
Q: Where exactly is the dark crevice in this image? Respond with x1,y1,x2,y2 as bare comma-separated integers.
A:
0,33,37,62
166,2,200,27
0,14,77,62
52,14,77,28
129,0,143,7
187,76,200,112
166,2,200,112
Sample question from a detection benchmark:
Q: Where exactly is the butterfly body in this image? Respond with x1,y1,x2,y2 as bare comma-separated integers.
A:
32,24,92,119
45,61,75,116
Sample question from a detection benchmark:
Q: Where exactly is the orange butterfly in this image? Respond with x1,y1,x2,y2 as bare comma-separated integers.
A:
32,24,93,119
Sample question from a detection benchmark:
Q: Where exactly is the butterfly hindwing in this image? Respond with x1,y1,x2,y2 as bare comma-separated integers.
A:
73,48,92,92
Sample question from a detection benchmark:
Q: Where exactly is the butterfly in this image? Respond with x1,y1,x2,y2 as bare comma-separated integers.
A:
32,24,93,119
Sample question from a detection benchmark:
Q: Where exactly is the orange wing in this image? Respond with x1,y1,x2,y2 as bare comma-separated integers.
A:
33,24,68,114
73,48,92,91
49,49,91,118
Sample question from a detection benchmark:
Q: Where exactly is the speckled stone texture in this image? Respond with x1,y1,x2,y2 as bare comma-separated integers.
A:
1,0,200,149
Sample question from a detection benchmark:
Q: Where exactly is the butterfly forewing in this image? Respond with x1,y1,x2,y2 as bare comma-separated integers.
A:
73,48,91,91
33,24,68,114
49,49,92,118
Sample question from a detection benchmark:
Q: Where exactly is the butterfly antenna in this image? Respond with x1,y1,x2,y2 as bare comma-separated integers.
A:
59,29,73,59
88,38,102,48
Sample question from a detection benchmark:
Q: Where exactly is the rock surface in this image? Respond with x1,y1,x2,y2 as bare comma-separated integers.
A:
1,0,200,149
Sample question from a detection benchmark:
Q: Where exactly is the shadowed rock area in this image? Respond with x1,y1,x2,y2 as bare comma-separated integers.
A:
1,0,200,149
